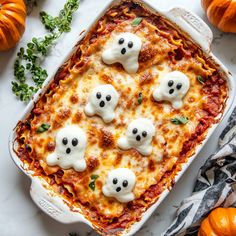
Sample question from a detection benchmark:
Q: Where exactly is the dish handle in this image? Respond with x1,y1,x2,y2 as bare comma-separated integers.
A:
30,179,86,224
166,7,213,53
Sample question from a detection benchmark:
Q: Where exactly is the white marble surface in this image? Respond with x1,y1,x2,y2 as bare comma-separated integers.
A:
0,0,235,236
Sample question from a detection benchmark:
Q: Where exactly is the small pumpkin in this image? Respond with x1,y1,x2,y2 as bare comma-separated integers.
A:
0,0,26,51
202,0,236,33
198,207,236,236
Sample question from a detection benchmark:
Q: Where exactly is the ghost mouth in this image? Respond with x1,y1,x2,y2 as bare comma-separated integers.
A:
116,187,121,192
99,100,105,107
66,147,71,154
136,135,141,141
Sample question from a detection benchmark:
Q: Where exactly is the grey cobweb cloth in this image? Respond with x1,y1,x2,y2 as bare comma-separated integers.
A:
162,107,236,236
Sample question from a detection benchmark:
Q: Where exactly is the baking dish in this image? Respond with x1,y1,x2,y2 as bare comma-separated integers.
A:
9,0,235,235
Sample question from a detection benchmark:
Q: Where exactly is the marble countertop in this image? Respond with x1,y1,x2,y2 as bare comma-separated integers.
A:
0,0,235,235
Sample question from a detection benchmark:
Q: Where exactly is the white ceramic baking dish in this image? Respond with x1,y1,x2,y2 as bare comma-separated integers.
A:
9,0,235,235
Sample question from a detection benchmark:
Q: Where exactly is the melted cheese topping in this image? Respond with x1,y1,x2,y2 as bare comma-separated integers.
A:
16,1,228,235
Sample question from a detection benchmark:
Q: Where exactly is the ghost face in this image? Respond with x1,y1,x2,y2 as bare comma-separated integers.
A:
102,168,136,203
84,84,119,123
153,71,190,109
46,126,87,172
102,32,142,74
117,118,155,156
55,127,86,156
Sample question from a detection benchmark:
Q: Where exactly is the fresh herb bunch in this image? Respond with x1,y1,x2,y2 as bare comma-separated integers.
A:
40,0,79,33
12,0,79,102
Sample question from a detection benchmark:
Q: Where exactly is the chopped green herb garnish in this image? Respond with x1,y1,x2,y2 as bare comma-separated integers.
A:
36,123,51,133
197,75,205,84
171,116,189,125
89,174,99,191
138,92,142,105
91,174,99,180
131,17,142,26
89,181,95,191
12,0,80,102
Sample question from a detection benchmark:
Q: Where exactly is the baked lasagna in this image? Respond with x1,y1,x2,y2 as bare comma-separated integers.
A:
15,0,228,235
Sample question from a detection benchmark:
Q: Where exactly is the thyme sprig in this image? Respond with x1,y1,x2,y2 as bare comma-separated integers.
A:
40,0,79,33
12,0,79,102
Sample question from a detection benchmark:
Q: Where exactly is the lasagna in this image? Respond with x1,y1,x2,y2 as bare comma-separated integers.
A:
15,0,228,235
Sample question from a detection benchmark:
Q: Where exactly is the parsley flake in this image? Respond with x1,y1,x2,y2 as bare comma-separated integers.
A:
91,174,99,180
171,116,189,125
197,75,205,84
89,181,95,191
36,123,51,133
131,17,142,26
89,174,99,191
138,92,142,105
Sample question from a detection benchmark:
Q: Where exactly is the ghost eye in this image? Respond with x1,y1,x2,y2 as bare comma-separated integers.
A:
142,131,147,137
132,128,138,134
119,38,124,44
62,137,68,145
106,95,111,101
72,138,78,146
96,92,102,99
128,41,133,48
123,180,128,187
113,178,118,185
176,83,182,90
168,80,174,87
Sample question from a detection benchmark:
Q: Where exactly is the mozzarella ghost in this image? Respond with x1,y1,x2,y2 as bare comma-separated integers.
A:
102,168,136,203
46,125,87,172
117,118,155,156
102,32,142,73
153,71,190,109
84,84,119,123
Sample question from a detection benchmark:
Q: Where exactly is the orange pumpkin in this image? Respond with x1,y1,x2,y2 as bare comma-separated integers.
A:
0,0,26,51
198,208,236,236
202,0,236,33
